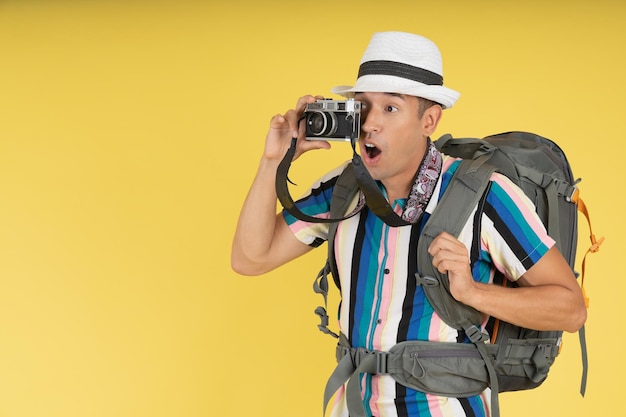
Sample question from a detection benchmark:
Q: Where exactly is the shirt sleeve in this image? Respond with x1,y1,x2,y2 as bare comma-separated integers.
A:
481,172,556,281
281,162,350,247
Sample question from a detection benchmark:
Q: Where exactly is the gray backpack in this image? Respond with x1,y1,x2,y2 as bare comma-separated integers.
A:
312,131,602,417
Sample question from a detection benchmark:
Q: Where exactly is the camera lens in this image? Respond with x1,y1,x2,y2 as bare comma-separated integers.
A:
307,111,337,136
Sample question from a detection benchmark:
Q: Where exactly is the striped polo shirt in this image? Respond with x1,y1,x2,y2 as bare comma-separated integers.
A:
283,155,555,417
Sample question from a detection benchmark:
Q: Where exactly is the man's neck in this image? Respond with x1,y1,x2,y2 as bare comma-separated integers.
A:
382,176,414,204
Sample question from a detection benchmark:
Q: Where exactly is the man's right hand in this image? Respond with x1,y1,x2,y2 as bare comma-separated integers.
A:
263,95,332,163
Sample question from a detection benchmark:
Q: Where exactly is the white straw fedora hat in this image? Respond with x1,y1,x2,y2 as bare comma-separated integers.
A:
332,32,460,109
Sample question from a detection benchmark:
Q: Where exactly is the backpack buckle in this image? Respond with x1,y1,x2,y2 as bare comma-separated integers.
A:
415,274,440,287
375,351,389,374
464,324,488,344
566,185,579,203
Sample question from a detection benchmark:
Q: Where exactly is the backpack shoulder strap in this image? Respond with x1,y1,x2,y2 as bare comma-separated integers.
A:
313,163,360,338
416,156,496,334
328,163,360,284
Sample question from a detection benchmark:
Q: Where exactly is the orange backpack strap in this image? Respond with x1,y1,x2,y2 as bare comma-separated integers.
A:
572,190,605,308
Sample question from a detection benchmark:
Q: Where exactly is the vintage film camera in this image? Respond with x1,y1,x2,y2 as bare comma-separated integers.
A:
304,99,361,141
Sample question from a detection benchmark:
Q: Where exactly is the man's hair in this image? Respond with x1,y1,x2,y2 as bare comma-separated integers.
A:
417,97,439,118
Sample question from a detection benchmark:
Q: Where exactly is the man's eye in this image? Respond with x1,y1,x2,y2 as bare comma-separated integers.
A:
386,105,398,112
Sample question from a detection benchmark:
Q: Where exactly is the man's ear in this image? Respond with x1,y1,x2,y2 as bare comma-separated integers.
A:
421,105,443,137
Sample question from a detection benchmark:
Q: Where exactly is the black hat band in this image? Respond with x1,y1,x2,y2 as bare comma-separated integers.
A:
358,60,443,86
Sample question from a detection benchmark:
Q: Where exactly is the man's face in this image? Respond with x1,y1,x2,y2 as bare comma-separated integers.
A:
354,92,431,194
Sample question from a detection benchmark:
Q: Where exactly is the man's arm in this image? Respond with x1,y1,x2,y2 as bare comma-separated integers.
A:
429,232,587,333
231,95,330,276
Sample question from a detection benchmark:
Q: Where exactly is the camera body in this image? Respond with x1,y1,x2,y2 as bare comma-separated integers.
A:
304,99,361,141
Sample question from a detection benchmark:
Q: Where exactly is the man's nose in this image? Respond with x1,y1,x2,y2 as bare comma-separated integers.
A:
361,109,381,134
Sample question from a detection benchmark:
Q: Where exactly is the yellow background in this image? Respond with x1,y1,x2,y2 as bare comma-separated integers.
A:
0,1,622,416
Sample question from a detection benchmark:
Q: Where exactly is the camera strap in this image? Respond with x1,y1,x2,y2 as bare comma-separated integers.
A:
276,137,359,223
275,136,411,227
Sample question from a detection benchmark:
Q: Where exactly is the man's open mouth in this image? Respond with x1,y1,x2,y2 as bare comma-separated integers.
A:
365,143,381,159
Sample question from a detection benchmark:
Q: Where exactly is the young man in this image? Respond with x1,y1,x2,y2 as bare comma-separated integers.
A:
231,32,586,417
